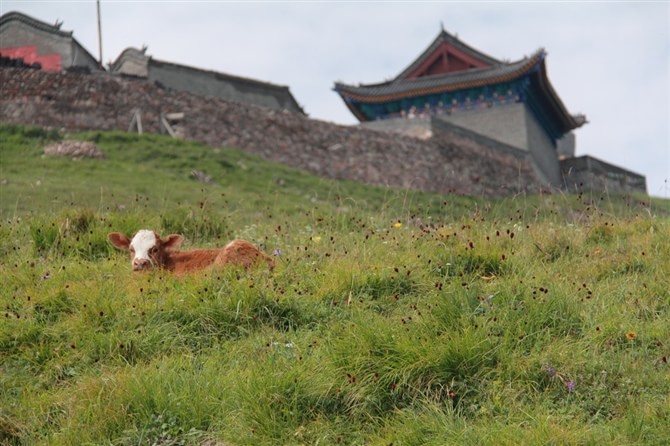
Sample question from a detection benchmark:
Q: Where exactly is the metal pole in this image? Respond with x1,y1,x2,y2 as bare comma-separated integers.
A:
97,0,103,67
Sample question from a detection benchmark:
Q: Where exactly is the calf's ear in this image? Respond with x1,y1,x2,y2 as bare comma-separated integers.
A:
162,234,184,250
108,232,131,250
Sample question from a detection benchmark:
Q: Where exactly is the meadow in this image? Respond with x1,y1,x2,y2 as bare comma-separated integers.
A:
1,124,668,445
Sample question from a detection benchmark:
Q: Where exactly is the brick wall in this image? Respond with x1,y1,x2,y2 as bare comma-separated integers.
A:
0,67,543,197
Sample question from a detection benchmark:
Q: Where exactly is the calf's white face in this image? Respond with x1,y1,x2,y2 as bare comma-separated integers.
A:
108,230,183,271
130,230,159,270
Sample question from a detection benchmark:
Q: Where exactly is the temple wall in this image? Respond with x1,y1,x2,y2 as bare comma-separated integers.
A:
367,105,563,187
430,117,529,161
361,117,434,140
524,105,562,186
430,103,563,186
557,132,576,159
440,103,528,151
0,67,542,198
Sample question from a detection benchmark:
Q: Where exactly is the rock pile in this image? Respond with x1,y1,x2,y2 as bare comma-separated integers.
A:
190,170,212,184
43,140,105,159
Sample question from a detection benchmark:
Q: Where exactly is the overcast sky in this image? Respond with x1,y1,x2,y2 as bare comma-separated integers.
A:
3,1,669,197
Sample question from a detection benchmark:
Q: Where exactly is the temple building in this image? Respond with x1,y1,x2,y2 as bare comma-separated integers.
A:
110,47,305,115
0,11,102,72
335,28,644,193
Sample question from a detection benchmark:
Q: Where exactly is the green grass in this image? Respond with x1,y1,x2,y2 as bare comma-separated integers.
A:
1,124,669,445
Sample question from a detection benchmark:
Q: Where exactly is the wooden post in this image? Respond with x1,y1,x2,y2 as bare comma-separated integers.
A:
128,109,143,134
161,114,176,138
96,0,103,67
161,112,184,138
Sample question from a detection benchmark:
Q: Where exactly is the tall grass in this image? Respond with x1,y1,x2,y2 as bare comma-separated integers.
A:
1,126,669,445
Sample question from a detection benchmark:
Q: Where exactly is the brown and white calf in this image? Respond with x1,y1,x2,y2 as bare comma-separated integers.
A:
108,230,274,275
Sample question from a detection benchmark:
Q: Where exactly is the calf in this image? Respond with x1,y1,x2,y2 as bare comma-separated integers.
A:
108,230,274,275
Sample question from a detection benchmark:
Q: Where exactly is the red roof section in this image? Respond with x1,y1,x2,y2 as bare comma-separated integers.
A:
402,40,494,79
395,29,502,81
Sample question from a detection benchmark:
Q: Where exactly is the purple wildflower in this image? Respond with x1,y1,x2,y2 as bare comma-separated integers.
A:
566,381,575,392
546,367,556,377
273,249,283,256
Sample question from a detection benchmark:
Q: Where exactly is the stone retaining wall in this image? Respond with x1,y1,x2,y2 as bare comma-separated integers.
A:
0,67,542,197
561,156,647,194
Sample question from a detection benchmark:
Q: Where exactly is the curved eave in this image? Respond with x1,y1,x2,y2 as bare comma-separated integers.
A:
335,51,544,104
336,50,586,132
340,99,368,122
534,62,586,131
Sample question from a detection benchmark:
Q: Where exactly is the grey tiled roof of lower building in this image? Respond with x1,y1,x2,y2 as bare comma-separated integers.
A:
111,47,305,114
0,11,73,37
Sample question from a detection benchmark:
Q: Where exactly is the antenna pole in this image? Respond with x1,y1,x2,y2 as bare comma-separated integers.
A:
97,0,103,67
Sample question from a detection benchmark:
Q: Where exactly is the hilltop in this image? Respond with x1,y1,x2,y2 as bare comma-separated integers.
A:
1,67,545,198
1,125,668,445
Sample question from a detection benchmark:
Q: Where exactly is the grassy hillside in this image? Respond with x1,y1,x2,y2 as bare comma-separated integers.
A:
1,125,669,445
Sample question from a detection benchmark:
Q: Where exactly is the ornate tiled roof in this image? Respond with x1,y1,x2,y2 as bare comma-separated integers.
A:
335,50,545,103
395,29,501,80
334,32,586,133
0,11,73,37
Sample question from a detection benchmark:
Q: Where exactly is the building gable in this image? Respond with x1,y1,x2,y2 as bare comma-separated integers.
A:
402,41,494,79
334,29,585,143
395,29,501,81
